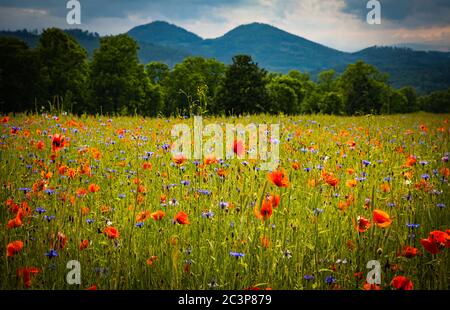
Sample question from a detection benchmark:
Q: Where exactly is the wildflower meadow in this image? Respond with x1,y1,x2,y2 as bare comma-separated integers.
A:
1,113,449,290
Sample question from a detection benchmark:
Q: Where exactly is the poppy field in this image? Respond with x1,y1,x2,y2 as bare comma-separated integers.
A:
1,113,449,290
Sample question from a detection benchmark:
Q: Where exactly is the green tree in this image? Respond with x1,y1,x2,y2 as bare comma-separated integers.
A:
399,86,418,113
267,75,304,114
146,62,170,84
164,57,225,116
318,92,344,115
139,66,164,117
37,28,88,112
318,69,337,93
89,34,144,115
339,61,388,115
216,55,270,115
381,88,407,114
0,38,39,113
419,88,450,113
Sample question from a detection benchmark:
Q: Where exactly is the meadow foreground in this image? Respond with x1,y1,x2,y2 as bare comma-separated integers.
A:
1,113,449,290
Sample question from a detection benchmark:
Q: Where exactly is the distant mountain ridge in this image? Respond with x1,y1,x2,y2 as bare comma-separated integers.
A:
1,21,450,93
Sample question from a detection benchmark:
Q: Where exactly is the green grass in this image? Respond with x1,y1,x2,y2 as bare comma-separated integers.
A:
0,113,449,290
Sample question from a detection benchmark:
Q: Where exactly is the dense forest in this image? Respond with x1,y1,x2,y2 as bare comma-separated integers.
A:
0,28,449,116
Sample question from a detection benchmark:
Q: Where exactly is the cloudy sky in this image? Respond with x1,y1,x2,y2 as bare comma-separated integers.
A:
0,0,449,52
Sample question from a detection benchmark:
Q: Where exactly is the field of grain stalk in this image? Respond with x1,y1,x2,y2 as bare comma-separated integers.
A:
1,113,449,290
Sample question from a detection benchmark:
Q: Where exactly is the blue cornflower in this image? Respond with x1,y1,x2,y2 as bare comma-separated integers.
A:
19,187,32,193
44,189,55,195
135,222,144,228
197,189,211,195
229,252,245,258
421,174,430,180
202,211,215,219
325,276,336,285
161,143,170,150
419,161,429,166
304,275,314,281
219,202,229,209
35,207,47,214
362,160,371,167
406,223,420,229
86,218,94,224
118,194,126,199
181,180,190,186
43,215,55,222
437,203,446,209
313,208,324,216
45,249,58,258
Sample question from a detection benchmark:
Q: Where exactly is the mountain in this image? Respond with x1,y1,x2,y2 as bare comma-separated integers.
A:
351,46,450,91
128,21,202,49
198,23,353,73
1,21,450,93
127,21,450,93
393,43,450,52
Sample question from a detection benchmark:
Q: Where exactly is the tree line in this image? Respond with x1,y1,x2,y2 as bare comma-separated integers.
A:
1,28,449,116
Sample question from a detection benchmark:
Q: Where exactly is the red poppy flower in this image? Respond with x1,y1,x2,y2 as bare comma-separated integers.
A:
51,134,66,152
261,236,270,248
420,230,450,254
204,155,218,165
233,139,244,156
356,216,371,233
142,162,152,170
36,141,45,150
401,246,419,258
420,238,440,254
16,267,40,288
268,194,280,208
151,210,165,221
136,211,151,222
322,172,339,187
146,256,158,266
405,155,417,167
6,209,24,229
254,199,273,221
174,211,190,225
363,282,382,290
391,276,413,290
86,285,97,290
373,209,392,228
79,239,89,250
429,230,450,247
268,169,289,188
172,154,187,165
88,183,100,193
7,240,24,257
104,226,120,239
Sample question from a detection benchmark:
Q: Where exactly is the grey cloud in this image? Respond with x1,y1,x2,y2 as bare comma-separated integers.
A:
342,0,450,28
0,0,248,21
